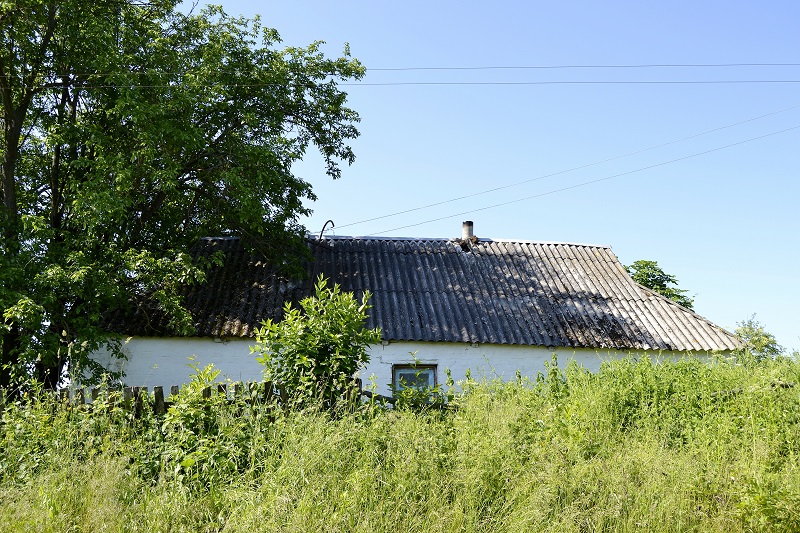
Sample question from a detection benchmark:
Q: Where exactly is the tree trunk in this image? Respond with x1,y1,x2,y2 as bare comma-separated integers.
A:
0,105,23,392
0,327,19,392
1,107,21,246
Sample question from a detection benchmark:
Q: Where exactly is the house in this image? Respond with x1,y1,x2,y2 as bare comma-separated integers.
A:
96,222,739,395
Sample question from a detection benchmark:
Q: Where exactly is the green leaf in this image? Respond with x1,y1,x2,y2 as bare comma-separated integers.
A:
0,2,364,388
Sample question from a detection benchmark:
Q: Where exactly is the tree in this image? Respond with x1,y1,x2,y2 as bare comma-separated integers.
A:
0,1,365,390
625,260,694,310
253,277,381,410
733,316,783,362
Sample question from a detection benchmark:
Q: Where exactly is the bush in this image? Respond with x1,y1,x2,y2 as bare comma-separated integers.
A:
253,277,381,410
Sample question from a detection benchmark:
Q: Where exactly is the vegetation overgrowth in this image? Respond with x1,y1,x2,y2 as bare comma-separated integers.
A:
2,355,800,532
254,277,381,411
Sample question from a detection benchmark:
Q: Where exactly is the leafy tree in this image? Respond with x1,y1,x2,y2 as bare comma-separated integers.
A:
253,277,381,410
733,316,783,362
625,260,694,310
0,1,364,390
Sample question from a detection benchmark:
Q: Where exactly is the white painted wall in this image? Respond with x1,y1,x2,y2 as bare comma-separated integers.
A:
94,337,705,396
360,341,702,396
93,337,261,388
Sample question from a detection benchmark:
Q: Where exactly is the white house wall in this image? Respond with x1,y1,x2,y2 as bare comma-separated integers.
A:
361,341,697,396
94,337,700,396
93,337,261,388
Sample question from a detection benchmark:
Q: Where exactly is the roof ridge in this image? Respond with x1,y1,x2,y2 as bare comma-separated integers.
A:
308,234,611,249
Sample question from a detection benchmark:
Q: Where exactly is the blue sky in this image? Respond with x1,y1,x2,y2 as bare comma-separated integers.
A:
198,1,799,350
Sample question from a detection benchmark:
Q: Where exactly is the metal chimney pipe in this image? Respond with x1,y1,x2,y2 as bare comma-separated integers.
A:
462,220,474,240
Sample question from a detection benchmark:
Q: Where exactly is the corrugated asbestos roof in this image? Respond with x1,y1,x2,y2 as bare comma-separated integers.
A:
109,235,739,352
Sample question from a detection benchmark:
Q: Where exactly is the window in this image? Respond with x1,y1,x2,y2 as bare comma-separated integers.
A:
392,364,437,391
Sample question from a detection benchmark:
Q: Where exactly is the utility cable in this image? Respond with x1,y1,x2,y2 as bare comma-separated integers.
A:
369,63,800,71
9,79,800,90
343,80,800,86
370,124,800,235
6,63,800,79
335,103,800,230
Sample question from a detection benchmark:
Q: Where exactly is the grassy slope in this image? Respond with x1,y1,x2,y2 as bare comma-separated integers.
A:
1,356,800,532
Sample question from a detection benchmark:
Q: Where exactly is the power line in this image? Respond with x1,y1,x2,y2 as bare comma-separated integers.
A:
14,80,800,89
369,63,800,71
9,79,800,90
5,62,799,79
343,80,800,86
336,103,800,230
371,124,800,236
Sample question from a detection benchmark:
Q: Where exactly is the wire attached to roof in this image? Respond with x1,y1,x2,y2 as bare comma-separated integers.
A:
318,219,335,240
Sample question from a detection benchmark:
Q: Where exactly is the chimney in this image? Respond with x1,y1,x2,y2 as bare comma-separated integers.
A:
462,220,474,240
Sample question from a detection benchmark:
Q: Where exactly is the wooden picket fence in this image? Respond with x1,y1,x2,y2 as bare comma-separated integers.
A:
5,378,400,417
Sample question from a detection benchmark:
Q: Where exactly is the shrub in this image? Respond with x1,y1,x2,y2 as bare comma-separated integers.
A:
253,277,381,410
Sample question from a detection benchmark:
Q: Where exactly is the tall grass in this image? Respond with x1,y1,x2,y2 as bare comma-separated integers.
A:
2,355,800,532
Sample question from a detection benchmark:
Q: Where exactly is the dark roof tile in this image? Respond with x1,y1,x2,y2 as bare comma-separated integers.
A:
107,236,739,351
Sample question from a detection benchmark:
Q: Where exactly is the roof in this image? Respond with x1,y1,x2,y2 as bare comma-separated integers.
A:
109,235,739,352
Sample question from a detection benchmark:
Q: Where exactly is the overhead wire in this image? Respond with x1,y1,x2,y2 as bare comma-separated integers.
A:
336,103,800,230
8,80,800,90
343,80,800,86
369,63,800,71
370,124,800,235
5,62,799,79
8,61,798,233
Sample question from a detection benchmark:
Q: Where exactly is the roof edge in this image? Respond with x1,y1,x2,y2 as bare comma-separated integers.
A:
309,234,611,249
633,283,740,344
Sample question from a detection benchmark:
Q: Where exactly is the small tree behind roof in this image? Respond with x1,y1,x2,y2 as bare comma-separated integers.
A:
625,260,695,311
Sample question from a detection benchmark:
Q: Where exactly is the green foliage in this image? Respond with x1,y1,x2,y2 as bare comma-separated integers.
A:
625,259,695,310
254,277,381,410
2,357,800,531
0,1,365,389
390,354,455,411
154,362,267,490
733,315,784,362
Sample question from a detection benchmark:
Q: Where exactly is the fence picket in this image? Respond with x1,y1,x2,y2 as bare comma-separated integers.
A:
16,380,409,420
263,381,275,403
278,384,288,406
154,386,165,415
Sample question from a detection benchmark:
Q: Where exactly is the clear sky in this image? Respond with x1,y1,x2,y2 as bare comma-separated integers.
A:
196,1,799,351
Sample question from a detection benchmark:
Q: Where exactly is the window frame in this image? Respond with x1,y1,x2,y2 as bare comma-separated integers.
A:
392,364,437,392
